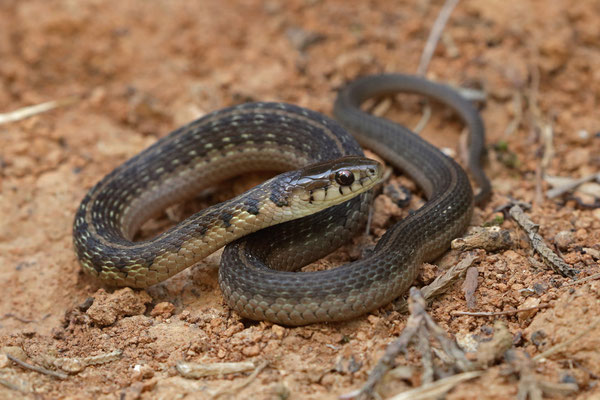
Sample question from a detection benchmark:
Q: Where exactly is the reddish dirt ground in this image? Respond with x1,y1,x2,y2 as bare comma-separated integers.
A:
1,0,599,399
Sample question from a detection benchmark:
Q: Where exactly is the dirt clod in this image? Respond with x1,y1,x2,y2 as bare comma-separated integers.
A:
86,288,152,326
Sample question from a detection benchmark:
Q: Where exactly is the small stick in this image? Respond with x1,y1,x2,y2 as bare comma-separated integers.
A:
563,272,600,287
395,251,480,313
421,310,473,373
506,350,543,400
455,87,487,102
177,360,255,379
503,92,523,136
535,124,554,204
451,226,513,252
46,349,123,374
0,95,80,125
417,325,434,385
2,313,35,323
388,371,483,400
534,163,545,206
540,123,554,170
546,173,600,199
342,288,475,400
452,304,548,317
462,266,479,309
417,0,461,75
341,293,425,399
6,353,68,380
475,321,513,368
371,97,392,117
412,103,432,134
509,205,577,277
213,360,268,398
419,251,481,304
0,377,26,393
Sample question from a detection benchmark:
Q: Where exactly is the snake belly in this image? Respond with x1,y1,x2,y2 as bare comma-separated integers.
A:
220,74,491,325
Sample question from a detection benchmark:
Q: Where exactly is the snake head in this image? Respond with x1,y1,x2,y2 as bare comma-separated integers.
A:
291,155,383,208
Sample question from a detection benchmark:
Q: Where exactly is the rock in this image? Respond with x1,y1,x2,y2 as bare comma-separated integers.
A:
517,297,541,322
242,344,261,357
554,230,574,250
86,288,152,326
150,302,175,318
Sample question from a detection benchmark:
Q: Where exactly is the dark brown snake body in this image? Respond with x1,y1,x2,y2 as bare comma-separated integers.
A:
73,74,490,325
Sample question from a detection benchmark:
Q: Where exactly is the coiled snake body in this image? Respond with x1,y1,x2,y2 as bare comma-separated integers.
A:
73,74,490,325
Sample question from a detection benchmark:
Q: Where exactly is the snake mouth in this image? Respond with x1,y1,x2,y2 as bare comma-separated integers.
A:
292,156,384,206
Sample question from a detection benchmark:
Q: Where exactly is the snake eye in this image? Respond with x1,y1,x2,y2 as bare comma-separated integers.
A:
335,170,355,186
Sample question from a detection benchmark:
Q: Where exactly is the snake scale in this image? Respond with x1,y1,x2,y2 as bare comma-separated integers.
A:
73,74,491,325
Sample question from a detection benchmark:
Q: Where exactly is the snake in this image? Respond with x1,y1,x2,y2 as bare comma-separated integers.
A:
73,74,491,326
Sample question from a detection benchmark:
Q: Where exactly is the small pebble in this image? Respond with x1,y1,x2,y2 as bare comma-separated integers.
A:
554,230,574,250
517,297,541,322
560,373,578,384
533,282,548,294
271,324,285,339
242,344,261,357
150,302,175,318
530,330,547,347
132,364,155,381
577,130,589,140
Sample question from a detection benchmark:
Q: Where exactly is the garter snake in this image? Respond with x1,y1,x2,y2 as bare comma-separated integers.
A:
73,74,491,325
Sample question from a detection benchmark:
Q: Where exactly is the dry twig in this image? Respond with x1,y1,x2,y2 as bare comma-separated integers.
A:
563,272,600,287
506,349,579,399
509,205,577,277
462,266,479,309
0,377,27,393
1,313,36,323
395,251,481,313
412,103,432,134
417,0,461,75
452,304,549,317
419,251,481,304
504,92,523,136
0,95,80,125
342,288,475,400
44,349,122,374
371,97,392,117
474,321,513,368
212,360,269,399
177,360,256,379
6,353,68,380
389,371,482,400
506,350,543,400
545,173,600,199
372,0,465,133
451,226,513,252
526,62,554,205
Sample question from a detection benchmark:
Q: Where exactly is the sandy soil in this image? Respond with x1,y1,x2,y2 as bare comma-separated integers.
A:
1,0,599,399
